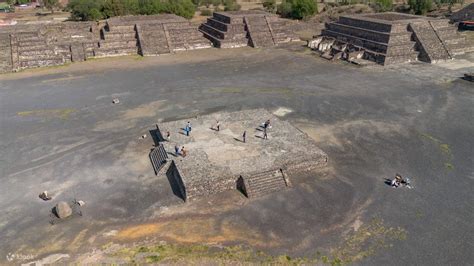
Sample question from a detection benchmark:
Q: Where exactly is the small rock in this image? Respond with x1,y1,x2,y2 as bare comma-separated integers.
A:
141,134,147,139
54,201,72,219
39,191,52,201
76,200,85,206
112,98,120,104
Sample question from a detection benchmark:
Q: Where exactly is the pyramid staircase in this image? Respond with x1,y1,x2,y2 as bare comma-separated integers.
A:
244,16,275,48
94,24,138,57
409,21,451,63
239,168,290,198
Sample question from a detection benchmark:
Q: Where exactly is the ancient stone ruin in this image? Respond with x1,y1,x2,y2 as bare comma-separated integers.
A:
149,109,328,201
0,14,213,73
0,11,298,73
200,11,299,48
309,12,474,65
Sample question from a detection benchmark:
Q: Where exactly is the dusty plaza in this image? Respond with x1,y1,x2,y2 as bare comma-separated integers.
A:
0,13,474,264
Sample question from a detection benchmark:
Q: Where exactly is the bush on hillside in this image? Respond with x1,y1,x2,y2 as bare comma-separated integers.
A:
277,0,317,20
263,0,277,13
408,0,433,15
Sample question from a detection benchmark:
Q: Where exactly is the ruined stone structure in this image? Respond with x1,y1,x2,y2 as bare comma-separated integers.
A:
199,11,299,48
0,15,211,73
310,12,474,65
151,109,328,201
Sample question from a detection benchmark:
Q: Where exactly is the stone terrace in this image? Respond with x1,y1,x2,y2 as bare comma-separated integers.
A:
0,15,212,72
199,11,299,48
312,12,474,65
155,109,328,201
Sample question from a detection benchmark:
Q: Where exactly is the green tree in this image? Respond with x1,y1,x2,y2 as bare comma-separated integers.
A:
408,0,433,15
165,0,196,19
373,0,392,12
67,0,105,21
277,0,317,19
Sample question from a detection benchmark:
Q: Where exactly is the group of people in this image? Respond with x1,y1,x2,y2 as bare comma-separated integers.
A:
174,145,187,157
391,173,411,188
164,118,273,158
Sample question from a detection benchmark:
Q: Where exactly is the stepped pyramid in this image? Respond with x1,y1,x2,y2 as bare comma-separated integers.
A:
199,11,298,48
315,12,474,65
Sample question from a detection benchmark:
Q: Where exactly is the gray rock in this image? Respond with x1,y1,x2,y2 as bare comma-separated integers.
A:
54,201,72,219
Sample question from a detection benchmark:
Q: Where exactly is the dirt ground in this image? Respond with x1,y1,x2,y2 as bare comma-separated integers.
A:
0,44,473,265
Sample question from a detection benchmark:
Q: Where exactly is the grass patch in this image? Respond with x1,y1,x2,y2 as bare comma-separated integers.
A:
110,218,406,265
419,132,454,170
17,108,76,120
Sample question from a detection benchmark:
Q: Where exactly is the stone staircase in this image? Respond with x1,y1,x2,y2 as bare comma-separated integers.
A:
429,20,474,55
168,24,212,51
244,16,275,48
0,33,13,73
239,169,290,198
137,24,171,55
409,21,451,63
150,144,169,175
94,25,138,57
199,13,249,48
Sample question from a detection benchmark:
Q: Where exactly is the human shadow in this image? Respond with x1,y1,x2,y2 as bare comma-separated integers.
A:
233,137,244,142
210,127,218,131
167,152,178,157
255,135,264,139
149,124,165,146
384,178,393,186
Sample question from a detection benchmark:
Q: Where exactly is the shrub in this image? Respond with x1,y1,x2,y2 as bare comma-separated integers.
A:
223,0,240,11
263,0,276,13
276,1,292,17
165,0,196,19
67,0,105,21
277,0,317,20
408,0,433,15
372,0,392,12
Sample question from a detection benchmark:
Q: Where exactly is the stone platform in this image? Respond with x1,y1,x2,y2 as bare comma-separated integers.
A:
153,109,328,201
199,11,299,48
310,12,474,65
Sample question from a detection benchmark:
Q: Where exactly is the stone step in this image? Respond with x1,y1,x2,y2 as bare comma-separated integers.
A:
199,24,226,40
93,47,138,57
18,40,47,47
19,58,65,68
19,49,56,56
99,40,137,49
103,32,136,40
248,181,287,198
19,53,65,61
248,176,286,188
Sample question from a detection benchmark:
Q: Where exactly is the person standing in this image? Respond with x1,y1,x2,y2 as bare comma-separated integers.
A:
242,131,246,143
264,119,270,129
216,121,220,131
166,131,171,141
185,126,190,136
263,128,268,140
181,146,187,157
174,145,180,156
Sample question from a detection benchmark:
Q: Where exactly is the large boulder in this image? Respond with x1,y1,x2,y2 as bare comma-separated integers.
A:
54,201,72,219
